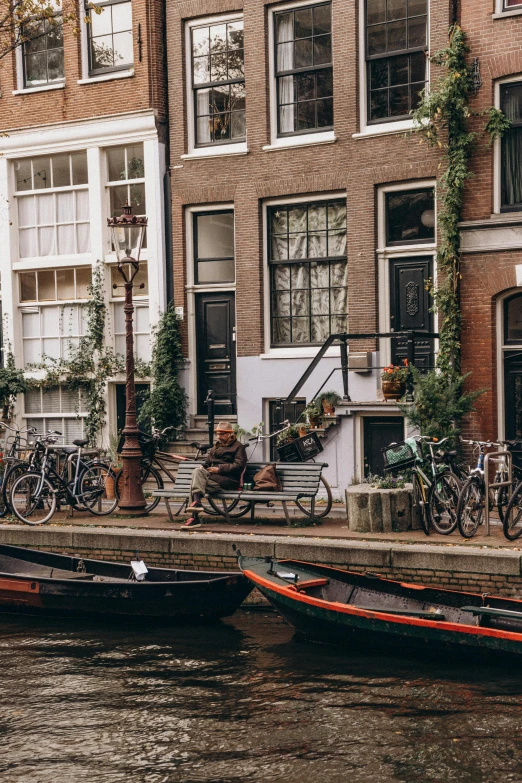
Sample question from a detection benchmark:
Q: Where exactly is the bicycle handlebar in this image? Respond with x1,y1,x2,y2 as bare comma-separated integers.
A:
248,420,291,441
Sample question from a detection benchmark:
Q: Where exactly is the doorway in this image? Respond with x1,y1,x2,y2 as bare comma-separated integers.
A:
363,416,404,477
390,257,434,370
115,383,149,434
196,292,236,416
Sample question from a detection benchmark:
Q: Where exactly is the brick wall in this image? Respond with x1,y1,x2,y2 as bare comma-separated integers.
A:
166,0,452,358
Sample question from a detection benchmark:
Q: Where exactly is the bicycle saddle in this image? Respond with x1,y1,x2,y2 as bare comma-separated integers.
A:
61,446,78,454
73,439,89,448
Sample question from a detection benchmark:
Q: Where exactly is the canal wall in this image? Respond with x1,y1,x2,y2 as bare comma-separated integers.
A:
1,525,522,599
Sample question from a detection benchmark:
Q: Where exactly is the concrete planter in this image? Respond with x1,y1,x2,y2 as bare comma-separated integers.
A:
345,484,422,533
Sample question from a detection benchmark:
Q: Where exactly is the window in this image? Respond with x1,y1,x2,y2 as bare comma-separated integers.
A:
505,293,522,344
274,2,333,136
190,18,245,146
24,386,87,443
22,4,64,88
19,268,91,366
194,211,235,284
505,0,522,6
269,199,347,346
268,398,306,458
366,0,428,124
386,188,435,245
501,83,522,212
114,303,151,361
86,0,133,76
110,262,148,295
15,152,89,258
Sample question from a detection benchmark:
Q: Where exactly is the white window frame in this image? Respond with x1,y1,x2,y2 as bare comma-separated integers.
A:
110,270,150,362
493,0,522,18
265,0,336,151
105,142,148,257
78,0,135,84
262,190,346,358
377,180,437,368
183,14,248,160
23,385,87,443
13,2,65,94
20,302,88,367
354,0,430,140
493,74,522,214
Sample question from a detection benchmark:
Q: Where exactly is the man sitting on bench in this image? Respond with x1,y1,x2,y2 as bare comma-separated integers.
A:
183,421,247,528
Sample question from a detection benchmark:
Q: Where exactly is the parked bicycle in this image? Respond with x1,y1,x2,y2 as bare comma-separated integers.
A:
0,422,37,517
498,442,522,540
383,435,461,536
9,434,118,525
456,438,519,538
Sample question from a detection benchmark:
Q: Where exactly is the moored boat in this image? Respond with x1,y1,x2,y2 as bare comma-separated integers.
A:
0,545,253,620
239,556,522,655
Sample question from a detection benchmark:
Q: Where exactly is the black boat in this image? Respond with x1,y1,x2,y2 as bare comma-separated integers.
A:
0,545,253,619
240,556,522,655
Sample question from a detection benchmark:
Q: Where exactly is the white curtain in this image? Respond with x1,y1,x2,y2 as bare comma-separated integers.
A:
277,14,295,133
197,88,212,143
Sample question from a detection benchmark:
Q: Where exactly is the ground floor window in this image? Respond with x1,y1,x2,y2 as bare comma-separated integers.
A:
113,302,151,361
24,385,86,442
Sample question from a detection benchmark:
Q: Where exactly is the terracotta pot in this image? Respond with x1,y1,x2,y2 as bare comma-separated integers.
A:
297,426,309,437
382,379,405,401
321,399,336,415
105,468,116,500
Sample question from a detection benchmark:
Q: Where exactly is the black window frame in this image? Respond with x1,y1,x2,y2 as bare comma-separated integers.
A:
22,11,64,89
385,187,435,246
365,0,428,126
268,199,347,348
500,82,522,213
85,0,134,78
504,293,522,345
273,1,333,138
268,398,306,459
190,18,246,148
504,0,522,9
193,209,236,285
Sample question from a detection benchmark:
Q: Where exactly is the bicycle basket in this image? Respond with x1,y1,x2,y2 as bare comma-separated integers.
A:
382,439,420,472
117,432,155,460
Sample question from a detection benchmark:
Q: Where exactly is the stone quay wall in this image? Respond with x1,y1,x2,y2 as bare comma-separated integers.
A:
1,526,522,600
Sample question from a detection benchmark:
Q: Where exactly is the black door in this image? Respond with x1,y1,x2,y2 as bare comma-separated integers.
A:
364,416,404,477
504,350,522,440
390,257,434,370
116,383,149,433
196,292,236,415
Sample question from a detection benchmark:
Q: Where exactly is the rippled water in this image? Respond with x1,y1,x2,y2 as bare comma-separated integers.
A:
1,609,522,782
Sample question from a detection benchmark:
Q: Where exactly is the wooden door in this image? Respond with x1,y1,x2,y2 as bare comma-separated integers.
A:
196,293,236,415
390,257,434,370
364,416,404,477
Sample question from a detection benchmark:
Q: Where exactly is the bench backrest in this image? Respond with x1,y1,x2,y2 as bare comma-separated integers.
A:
174,461,325,494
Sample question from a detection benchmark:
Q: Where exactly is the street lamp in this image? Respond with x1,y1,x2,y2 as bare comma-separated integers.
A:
107,203,148,515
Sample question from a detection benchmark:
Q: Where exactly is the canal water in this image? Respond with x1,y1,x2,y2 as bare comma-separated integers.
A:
1,609,522,783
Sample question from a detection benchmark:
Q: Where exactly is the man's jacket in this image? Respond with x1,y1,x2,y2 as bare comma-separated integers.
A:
203,438,247,489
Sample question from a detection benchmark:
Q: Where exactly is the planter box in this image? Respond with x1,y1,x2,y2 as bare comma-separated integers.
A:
345,484,422,533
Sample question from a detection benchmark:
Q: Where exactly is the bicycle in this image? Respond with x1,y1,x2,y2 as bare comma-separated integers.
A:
456,439,515,539
498,441,522,540
383,436,461,536
0,423,37,517
9,434,118,525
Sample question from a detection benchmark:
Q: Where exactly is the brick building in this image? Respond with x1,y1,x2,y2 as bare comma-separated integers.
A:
0,0,167,441
166,0,455,492
459,0,522,445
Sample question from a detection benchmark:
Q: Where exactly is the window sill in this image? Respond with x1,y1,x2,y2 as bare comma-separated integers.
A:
13,256,92,271
12,82,65,96
263,131,336,152
77,69,134,85
492,8,522,18
352,118,415,139
260,346,341,360
180,143,249,160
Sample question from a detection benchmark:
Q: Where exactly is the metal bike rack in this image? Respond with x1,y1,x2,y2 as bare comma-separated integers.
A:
484,451,512,536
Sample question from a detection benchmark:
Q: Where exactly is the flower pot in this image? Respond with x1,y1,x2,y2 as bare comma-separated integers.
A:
321,399,336,415
297,425,309,437
105,468,117,500
382,379,405,401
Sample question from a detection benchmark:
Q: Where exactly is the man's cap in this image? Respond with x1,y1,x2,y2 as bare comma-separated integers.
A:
215,421,234,433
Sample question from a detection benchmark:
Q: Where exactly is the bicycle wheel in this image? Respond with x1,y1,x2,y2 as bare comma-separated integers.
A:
80,463,119,516
412,472,430,535
457,476,484,538
1,462,30,516
115,464,163,513
428,471,460,535
503,481,522,540
295,476,333,518
207,495,252,518
10,472,56,525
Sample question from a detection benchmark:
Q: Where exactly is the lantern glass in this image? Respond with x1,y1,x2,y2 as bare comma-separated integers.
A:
110,222,145,263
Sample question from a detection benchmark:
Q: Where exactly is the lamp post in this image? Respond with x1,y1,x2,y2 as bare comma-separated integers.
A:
107,203,148,515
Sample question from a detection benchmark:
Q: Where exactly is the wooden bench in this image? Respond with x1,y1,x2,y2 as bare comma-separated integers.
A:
152,461,327,525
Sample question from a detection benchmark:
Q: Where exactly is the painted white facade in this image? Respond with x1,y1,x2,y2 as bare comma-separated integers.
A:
0,109,167,445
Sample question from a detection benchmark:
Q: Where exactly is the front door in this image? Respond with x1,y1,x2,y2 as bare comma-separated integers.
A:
116,383,149,433
364,416,404,477
196,292,236,415
504,350,522,439
390,257,434,370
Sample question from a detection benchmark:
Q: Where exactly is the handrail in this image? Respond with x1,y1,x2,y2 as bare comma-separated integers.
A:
285,330,439,404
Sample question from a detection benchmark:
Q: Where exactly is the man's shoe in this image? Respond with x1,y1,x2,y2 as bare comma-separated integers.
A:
189,500,204,512
182,516,201,528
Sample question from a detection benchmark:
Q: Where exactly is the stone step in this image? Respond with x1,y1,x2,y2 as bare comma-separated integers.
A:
192,414,237,430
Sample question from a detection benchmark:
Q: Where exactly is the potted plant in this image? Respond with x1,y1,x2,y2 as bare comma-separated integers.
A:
306,401,322,428
297,421,310,437
381,360,410,401
317,390,342,415
276,424,299,446
0,355,29,421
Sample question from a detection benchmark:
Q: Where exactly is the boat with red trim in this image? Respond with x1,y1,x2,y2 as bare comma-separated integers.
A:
0,544,253,620
239,556,522,655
